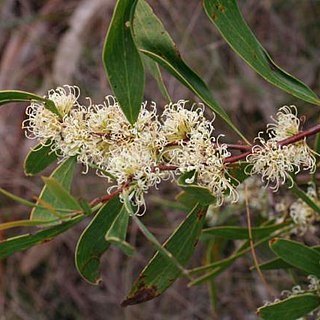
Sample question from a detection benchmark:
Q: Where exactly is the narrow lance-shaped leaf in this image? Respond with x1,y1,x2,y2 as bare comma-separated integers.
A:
75,197,123,285
270,238,320,277
256,246,320,271
105,205,135,256
121,203,207,306
133,0,248,143
103,0,144,125
257,293,320,320
24,142,58,176
31,157,77,222
201,223,289,240
255,257,292,271
0,216,84,260
203,0,320,105
0,90,61,117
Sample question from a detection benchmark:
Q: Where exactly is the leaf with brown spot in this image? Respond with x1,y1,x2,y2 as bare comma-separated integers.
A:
122,203,207,306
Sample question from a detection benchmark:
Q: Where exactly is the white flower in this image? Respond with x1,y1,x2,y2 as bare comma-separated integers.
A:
23,85,80,147
246,137,296,191
308,275,320,295
161,100,214,142
267,105,300,140
106,141,173,214
23,102,62,145
290,185,319,235
172,132,238,205
47,85,80,116
247,106,316,190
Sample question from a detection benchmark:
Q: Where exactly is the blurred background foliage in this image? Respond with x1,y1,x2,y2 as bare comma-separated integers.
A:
0,0,320,319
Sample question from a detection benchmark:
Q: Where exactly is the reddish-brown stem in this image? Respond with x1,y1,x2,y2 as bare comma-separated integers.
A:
90,183,128,206
225,123,320,164
89,123,320,206
165,140,251,151
278,123,320,147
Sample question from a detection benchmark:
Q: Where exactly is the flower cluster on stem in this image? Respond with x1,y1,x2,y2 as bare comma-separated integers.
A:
23,87,319,213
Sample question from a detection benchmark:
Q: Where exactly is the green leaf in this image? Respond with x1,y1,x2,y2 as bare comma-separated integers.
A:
24,142,57,176
203,0,320,106
290,182,320,214
270,238,320,277
177,171,216,206
121,204,207,306
42,177,82,212
0,90,61,117
142,55,171,102
256,258,292,271
201,223,288,240
258,293,320,320
105,206,134,256
75,197,123,284
0,216,83,260
133,0,248,143
103,0,144,125
30,157,77,221
257,246,320,270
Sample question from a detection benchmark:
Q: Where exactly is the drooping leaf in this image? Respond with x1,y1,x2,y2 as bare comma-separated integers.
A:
201,223,288,240
0,90,61,117
133,0,248,142
31,157,77,221
121,204,207,306
270,238,320,277
258,293,320,320
203,0,320,105
0,216,83,259
24,142,58,176
105,206,134,256
75,197,123,284
103,0,144,125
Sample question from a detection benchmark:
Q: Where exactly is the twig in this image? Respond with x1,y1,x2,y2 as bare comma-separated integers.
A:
89,183,128,206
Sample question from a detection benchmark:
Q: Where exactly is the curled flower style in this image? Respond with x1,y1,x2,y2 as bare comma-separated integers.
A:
22,85,80,146
267,105,300,140
47,85,80,116
161,100,214,143
172,132,238,205
247,106,316,190
23,102,62,145
246,138,296,191
290,185,320,235
106,142,173,214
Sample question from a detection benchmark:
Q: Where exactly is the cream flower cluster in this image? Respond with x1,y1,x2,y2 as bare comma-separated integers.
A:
247,105,316,191
289,185,320,235
23,87,237,212
23,87,317,213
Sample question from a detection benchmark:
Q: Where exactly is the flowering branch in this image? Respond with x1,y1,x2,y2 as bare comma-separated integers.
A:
225,122,320,164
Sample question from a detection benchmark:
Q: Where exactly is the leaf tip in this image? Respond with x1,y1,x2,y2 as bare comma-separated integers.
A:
121,286,159,307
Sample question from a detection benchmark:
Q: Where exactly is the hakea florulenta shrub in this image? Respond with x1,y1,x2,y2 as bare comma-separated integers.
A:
1,0,320,318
